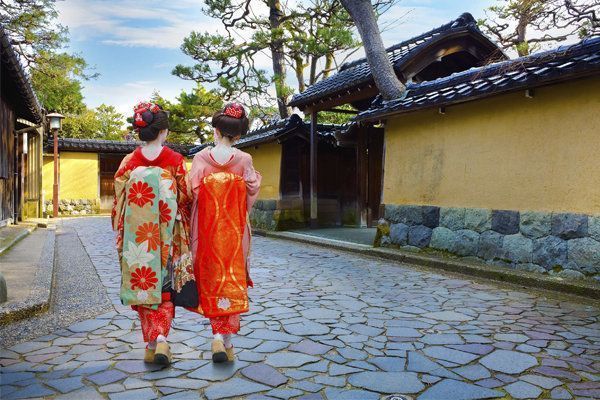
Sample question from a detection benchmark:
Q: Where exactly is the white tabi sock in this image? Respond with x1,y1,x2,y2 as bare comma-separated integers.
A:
214,333,224,343
156,334,167,343
147,341,157,350
223,334,233,349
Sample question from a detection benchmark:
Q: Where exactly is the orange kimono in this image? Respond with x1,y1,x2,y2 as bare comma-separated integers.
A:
189,147,261,334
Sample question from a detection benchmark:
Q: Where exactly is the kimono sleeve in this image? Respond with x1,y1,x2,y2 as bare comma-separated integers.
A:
112,154,133,258
175,158,192,228
188,155,205,259
242,154,262,211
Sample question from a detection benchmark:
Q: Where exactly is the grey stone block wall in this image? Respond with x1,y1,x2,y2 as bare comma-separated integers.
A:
249,200,279,231
43,199,99,216
249,200,307,231
379,204,600,282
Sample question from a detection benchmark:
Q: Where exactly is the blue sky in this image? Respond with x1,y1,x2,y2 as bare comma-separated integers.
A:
57,0,499,116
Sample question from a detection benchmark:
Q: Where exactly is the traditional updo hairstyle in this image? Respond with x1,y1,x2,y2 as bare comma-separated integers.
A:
211,102,250,139
132,101,170,141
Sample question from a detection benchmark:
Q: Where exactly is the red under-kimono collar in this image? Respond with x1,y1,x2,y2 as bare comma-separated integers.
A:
116,146,182,179
131,146,180,168
200,147,238,168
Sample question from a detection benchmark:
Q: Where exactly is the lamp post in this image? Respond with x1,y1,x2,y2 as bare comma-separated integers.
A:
47,113,64,218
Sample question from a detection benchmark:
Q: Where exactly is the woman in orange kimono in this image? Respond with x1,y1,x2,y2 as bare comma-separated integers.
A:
189,102,261,363
113,102,196,365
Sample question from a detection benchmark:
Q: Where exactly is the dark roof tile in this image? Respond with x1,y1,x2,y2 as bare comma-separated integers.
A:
289,13,499,108
188,114,353,155
0,25,43,123
46,138,194,155
356,36,600,121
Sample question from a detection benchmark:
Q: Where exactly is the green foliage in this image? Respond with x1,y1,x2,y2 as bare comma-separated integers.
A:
0,0,67,69
317,104,356,125
95,105,126,140
62,104,125,140
62,109,101,139
249,105,280,125
1,0,118,140
175,1,397,118
30,51,90,114
289,0,361,84
173,28,273,110
151,85,224,144
479,0,599,56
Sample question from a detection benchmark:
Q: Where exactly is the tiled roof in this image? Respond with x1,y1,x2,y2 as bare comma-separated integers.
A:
46,138,194,155
289,13,500,109
188,117,299,154
0,25,43,124
355,36,600,121
237,115,303,147
188,114,352,155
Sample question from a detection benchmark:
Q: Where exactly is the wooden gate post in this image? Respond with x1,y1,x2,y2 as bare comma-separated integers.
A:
310,111,318,228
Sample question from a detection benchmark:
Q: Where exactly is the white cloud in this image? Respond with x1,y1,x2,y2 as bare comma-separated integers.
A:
57,0,218,49
82,79,195,117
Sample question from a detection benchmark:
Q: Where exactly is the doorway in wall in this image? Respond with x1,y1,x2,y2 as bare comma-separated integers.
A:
99,154,125,212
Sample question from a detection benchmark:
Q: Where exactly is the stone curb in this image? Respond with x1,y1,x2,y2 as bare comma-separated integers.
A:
257,230,600,300
0,227,56,325
0,224,37,257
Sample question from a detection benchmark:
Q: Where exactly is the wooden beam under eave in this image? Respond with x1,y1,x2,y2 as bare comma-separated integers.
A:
402,34,502,82
310,111,318,228
303,85,380,114
322,108,359,115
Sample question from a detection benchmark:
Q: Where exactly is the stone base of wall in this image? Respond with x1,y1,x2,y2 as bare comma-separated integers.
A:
250,200,308,231
377,204,600,282
43,199,100,217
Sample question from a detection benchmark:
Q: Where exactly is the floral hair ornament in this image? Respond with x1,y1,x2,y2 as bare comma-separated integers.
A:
223,103,245,119
133,101,162,129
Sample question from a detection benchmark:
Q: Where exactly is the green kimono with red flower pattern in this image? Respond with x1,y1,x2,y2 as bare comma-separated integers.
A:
112,147,197,310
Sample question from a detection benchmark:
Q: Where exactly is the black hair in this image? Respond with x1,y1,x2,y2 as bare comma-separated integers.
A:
211,103,250,139
137,110,169,142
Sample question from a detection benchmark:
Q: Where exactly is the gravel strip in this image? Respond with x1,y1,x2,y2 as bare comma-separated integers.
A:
0,220,112,347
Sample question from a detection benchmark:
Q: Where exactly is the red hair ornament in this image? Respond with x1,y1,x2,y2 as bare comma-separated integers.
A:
223,103,245,119
133,101,161,129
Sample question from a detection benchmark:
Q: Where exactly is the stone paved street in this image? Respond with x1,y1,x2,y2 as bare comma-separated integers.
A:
1,217,599,399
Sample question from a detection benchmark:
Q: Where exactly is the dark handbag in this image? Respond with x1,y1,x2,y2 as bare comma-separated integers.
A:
168,253,199,308
172,280,199,308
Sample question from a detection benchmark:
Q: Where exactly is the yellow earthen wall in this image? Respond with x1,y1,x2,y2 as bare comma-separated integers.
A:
243,143,282,200
42,156,54,200
42,152,99,201
383,76,600,214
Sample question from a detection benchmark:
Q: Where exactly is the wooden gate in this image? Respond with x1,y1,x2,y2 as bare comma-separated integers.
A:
99,154,124,212
357,125,384,227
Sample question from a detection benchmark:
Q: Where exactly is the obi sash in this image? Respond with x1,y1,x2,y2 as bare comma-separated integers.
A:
194,171,249,318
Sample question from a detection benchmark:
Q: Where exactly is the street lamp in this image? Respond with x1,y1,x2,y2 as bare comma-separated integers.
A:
47,112,64,218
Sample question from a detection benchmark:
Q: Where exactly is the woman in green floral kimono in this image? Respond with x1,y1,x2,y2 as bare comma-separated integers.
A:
112,102,197,365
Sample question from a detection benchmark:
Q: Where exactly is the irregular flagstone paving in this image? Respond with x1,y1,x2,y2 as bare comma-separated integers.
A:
1,217,599,399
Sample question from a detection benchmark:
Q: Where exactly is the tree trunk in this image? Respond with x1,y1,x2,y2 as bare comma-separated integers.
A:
323,53,334,79
516,12,530,56
340,0,406,100
293,54,306,93
309,55,318,85
268,0,291,118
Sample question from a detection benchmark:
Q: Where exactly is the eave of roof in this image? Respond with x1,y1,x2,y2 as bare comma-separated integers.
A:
188,114,354,155
355,36,600,122
189,116,302,154
45,138,194,155
0,25,43,124
289,12,503,109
